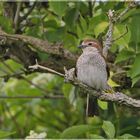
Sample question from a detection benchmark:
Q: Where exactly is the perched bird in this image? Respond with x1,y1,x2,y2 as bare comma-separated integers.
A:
76,39,110,116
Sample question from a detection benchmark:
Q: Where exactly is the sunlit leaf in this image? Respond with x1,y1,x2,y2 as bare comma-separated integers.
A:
118,133,136,139
102,121,115,138
94,22,108,37
108,71,120,87
61,125,98,138
113,25,130,48
131,75,140,87
89,134,105,139
130,14,140,49
129,54,140,78
98,100,108,110
0,131,16,138
49,1,67,16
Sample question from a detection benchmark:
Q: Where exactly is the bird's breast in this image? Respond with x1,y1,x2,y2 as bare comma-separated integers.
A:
76,53,108,90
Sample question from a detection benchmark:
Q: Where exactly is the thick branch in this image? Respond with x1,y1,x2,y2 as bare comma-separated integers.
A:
0,28,77,73
0,32,76,60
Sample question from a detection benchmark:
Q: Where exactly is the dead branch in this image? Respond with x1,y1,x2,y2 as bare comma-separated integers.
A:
0,28,77,73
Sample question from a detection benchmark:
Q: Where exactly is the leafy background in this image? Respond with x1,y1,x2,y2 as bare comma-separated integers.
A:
0,1,140,138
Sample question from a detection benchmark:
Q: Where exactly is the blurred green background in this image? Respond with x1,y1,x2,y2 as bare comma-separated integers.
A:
0,1,140,138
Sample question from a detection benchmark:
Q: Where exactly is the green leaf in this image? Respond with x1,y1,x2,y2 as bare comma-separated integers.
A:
131,75,140,87
118,133,136,139
79,15,88,33
45,27,65,42
114,25,131,48
37,52,49,61
44,20,58,29
77,24,84,39
49,1,67,16
115,49,135,63
94,22,108,37
129,54,140,78
60,125,97,138
89,134,105,139
98,100,108,110
25,26,41,38
64,8,79,29
0,131,16,138
102,121,115,138
62,84,73,98
130,14,140,47
0,59,23,74
0,16,13,33
63,33,78,50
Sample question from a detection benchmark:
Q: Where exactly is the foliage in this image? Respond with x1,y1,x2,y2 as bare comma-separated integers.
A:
0,1,140,139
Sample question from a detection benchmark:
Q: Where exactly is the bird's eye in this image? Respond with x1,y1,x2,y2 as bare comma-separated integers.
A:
88,43,92,46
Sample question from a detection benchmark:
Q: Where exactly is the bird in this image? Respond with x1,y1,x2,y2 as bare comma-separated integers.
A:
76,39,110,116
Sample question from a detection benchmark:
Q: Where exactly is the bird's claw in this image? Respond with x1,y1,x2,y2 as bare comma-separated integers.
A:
64,67,76,82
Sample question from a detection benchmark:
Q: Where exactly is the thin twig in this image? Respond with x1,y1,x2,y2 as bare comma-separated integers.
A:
29,59,64,77
113,2,137,22
0,72,24,79
67,31,79,39
0,95,65,99
88,1,93,17
86,94,90,117
112,26,128,42
14,2,22,32
3,102,23,136
0,60,55,96
20,2,37,22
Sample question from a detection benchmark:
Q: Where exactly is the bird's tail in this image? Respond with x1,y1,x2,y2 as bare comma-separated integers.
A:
86,94,99,117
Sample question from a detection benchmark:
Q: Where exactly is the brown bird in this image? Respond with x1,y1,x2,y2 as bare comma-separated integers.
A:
76,39,110,116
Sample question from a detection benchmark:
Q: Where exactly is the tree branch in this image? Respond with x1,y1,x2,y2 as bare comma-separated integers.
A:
0,30,76,59
0,28,77,73
0,29,78,73
14,2,22,32
103,2,137,58
103,9,114,58
113,2,138,23
29,62,140,109
0,2,139,109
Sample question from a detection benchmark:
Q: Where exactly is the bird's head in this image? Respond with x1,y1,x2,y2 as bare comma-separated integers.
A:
78,39,102,53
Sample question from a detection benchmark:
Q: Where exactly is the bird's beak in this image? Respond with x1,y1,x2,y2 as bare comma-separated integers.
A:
77,45,86,48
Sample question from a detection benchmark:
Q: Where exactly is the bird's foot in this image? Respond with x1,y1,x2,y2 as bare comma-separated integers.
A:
64,67,76,82
103,88,114,94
